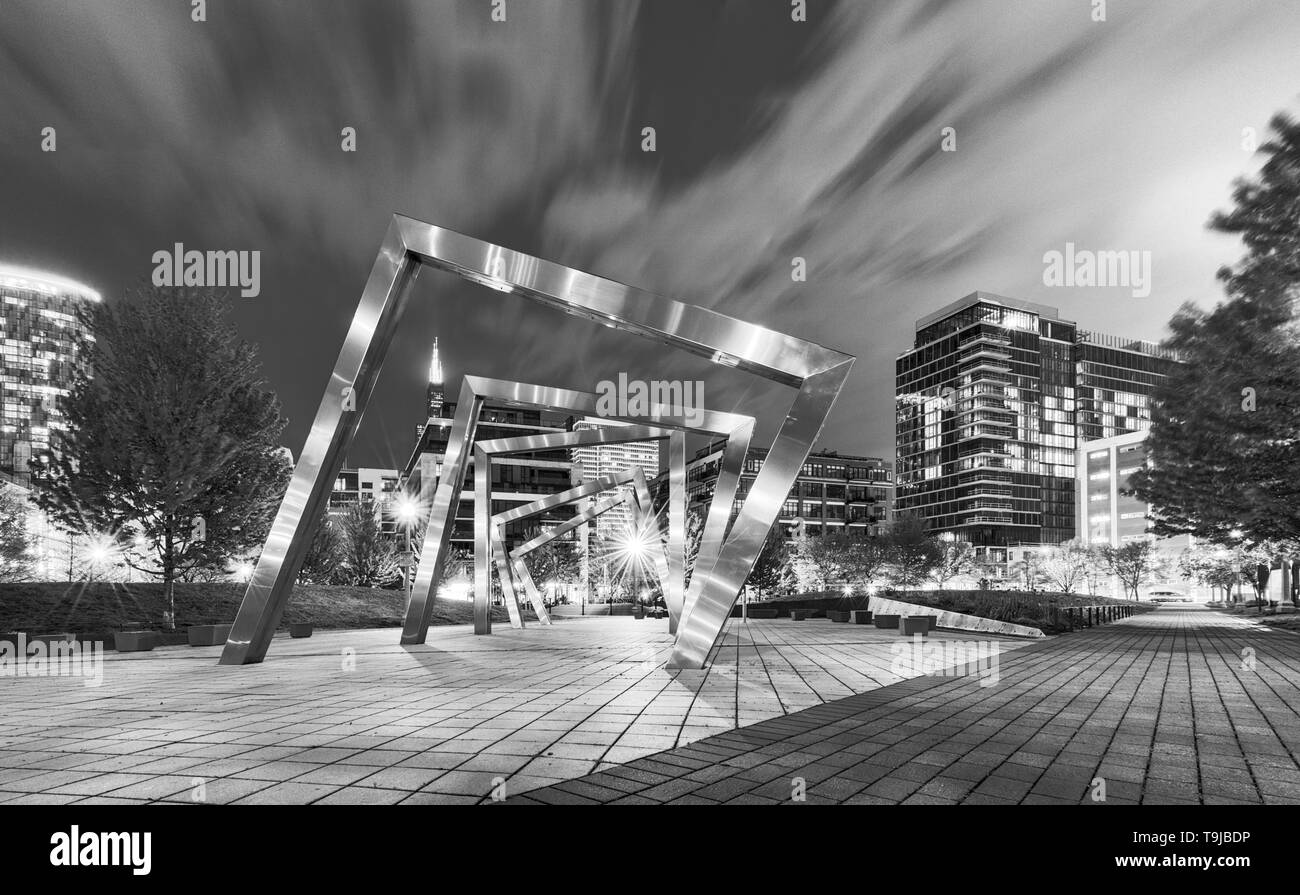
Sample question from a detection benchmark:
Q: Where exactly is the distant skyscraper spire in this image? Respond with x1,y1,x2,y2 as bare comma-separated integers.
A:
427,338,444,418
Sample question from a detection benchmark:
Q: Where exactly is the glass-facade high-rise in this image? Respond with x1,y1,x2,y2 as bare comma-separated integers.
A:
682,442,893,539
571,418,661,544
0,265,99,486
895,291,1178,565
1074,331,1180,442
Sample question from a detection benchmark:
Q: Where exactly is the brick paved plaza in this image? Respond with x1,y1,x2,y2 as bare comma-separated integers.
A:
0,616,1027,804
5,606,1296,806
505,606,1300,805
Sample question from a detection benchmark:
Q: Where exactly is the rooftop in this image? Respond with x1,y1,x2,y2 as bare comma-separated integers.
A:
0,263,101,303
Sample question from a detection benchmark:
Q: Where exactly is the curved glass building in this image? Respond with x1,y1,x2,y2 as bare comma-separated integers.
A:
0,264,99,486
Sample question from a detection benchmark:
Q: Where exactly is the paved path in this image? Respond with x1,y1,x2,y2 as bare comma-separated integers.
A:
505,607,1300,805
0,615,1027,804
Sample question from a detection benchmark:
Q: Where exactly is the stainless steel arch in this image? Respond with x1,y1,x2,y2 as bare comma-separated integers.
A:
400,376,753,643
219,216,853,669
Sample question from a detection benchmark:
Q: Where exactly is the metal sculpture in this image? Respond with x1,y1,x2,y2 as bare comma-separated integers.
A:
486,469,665,629
506,492,640,616
402,378,753,642
219,216,853,669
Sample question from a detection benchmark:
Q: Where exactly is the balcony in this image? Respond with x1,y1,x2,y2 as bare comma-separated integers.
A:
957,512,1015,525
965,499,1014,511
960,370,1014,387
965,486,1013,499
958,443,1012,458
957,345,1013,365
957,330,1012,348
957,357,1013,377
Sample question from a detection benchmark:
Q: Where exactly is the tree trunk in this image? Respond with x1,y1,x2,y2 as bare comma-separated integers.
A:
163,522,176,630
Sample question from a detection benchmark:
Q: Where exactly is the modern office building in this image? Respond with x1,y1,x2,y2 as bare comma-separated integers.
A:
1074,331,1180,442
329,467,402,533
571,418,661,543
895,291,1179,565
681,442,892,539
1076,429,1192,596
0,264,99,486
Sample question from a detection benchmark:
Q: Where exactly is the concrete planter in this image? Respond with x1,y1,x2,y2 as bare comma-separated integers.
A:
850,610,874,625
868,595,1044,639
115,632,156,652
900,616,936,636
827,610,852,623
26,633,76,646
289,623,314,639
747,608,778,619
188,624,232,647
874,614,901,629
791,609,812,621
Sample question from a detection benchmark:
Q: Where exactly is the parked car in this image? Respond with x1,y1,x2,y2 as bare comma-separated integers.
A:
1147,590,1190,603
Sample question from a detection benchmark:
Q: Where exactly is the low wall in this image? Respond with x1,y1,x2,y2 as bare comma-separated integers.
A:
866,595,1044,639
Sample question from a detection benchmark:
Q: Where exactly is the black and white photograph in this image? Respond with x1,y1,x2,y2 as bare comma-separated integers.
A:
1,0,1298,873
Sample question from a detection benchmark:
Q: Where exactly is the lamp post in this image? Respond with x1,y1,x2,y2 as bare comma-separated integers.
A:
395,495,420,603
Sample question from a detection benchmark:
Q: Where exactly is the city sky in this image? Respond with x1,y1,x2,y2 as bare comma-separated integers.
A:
2,0,1299,469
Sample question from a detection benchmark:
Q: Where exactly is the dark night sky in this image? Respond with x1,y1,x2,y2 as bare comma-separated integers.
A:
2,0,1298,471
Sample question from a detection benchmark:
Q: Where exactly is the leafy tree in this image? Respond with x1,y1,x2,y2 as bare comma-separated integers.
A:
841,535,891,591
1039,539,1094,595
681,507,705,589
29,286,291,628
298,512,343,584
526,539,582,603
1131,113,1300,553
1099,541,1162,600
337,498,400,587
746,525,789,599
0,486,33,582
884,515,944,589
804,530,852,589
787,522,822,592
1011,549,1047,592
929,540,974,591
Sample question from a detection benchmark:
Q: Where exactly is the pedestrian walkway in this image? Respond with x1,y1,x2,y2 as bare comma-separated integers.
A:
0,614,1028,804
505,606,1300,805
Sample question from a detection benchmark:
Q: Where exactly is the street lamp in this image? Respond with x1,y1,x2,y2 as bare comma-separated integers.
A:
395,495,421,601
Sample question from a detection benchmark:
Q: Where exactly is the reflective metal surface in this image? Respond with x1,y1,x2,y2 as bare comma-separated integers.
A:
403,376,751,644
483,469,653,628
506,492,633,618
222,215,852,668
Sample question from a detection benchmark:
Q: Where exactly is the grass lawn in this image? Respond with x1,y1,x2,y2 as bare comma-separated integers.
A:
753,589,1154,634
0,581,528,634
1217,601,1300,633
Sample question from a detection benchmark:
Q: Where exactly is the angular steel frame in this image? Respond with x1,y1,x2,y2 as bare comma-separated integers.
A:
507,492,638,615
485,469,665,632
401,376,753,643
475,427,675,633
467,418,742,636
219,215,853,669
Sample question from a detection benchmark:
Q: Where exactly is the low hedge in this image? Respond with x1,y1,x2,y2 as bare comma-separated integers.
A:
0,581,529,634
